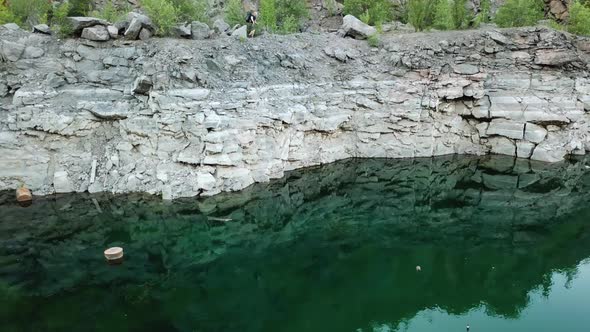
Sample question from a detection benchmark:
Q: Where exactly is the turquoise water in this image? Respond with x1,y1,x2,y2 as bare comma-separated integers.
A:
1,155,590,332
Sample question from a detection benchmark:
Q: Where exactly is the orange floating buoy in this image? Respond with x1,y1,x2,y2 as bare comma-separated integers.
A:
104,247,124,265
16,186,32,203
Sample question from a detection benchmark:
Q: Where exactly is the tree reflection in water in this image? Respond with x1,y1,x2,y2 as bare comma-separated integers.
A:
1,155,590,332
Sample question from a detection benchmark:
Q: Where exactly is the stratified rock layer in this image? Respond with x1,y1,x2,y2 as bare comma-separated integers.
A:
0,25,589,198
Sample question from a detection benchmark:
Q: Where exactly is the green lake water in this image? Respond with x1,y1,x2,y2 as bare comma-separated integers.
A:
1,155,590,332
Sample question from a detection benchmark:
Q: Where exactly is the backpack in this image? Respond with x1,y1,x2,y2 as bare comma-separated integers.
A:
245,11,255,23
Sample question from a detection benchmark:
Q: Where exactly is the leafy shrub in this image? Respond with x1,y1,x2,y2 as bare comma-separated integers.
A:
89,2,129,23
53,2,73,38
8,0,50,27
276,0,308,30
225,0,245,27
494,0,544,28
452,0,470,29
360,10,371,24
567,1,590,36
0,3,18,25
407,0,434,31
259,0,277,31
280,14,298,33
433,0,454,30
141,0,178,36
68,0,93,16
344,0,393,26
171,0,209,23
258,0,308,34
367,33,380,47
548,19,564,31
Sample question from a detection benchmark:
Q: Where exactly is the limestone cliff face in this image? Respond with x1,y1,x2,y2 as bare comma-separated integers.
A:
0,25,589,198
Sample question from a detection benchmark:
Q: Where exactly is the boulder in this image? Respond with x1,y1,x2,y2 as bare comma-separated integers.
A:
53,171,73,193
133,76,152,95
196,172,216,191
23,46,45,59
341,15,376,40
486,119,525,140
3,23,20,30
139,28,152,40
107,25,119,38
213,19,230,35
534,49,578,66
531,143,567,162
489,137,516,156
231,25,248,40
125,13,156,40
191,21,210,40
486,30,510,45
0,40,26,62
524,123,548,143
68,17,109,34
516,141,535,159
454,64,479,75
548,0,568,20
81,26,110,41
173,23,192,38
33,24,51,34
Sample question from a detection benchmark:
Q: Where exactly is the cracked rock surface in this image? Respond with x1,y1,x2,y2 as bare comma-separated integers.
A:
1,24,589,198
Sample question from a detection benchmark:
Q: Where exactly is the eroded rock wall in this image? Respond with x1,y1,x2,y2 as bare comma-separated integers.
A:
0,25,589,198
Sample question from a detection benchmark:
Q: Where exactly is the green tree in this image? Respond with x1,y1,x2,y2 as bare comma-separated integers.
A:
141,0,178,36
225,0,245,27
494,0,544,28
433,0,454,30
567,1,590,36
344,0,392,26
407,0,434,31
259,0,277,31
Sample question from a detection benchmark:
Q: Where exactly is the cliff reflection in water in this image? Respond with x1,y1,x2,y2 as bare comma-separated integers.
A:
1,155,590,332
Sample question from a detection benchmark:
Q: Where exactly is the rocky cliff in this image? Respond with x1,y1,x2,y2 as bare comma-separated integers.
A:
1,24,589,198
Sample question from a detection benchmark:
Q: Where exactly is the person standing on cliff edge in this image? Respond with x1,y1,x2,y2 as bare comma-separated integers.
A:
245,10,257,38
